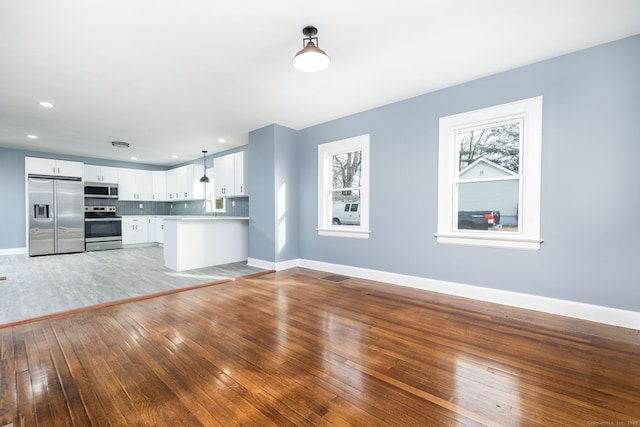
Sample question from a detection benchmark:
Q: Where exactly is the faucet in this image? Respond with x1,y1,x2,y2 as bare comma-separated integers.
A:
204,198,215,215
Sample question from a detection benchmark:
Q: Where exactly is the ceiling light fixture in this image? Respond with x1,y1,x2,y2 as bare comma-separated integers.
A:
27,134,39,139
292,25,330,72
111,141,130,148
199,150,210,183
39,101,54,108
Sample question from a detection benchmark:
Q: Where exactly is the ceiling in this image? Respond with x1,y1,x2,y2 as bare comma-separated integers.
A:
1,1,639,166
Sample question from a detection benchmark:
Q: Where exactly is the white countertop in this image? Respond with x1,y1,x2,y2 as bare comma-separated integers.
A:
162,216,249,221
120,215,248,220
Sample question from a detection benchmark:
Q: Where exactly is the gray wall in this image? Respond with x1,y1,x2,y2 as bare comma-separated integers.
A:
248,125,277,262
290,35,639,311
0,148,28,248
248,124,299,263
273,125,299,263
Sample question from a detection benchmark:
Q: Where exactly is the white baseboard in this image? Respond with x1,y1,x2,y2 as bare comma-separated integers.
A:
247,257,276,270
0,247,27,256
247,257,299,271
250,257,639,330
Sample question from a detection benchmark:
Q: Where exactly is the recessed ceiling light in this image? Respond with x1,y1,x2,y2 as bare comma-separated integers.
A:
218,138,225,143
38,101,54,108
171,155,178,158
131,157,137,160
27,134,39,139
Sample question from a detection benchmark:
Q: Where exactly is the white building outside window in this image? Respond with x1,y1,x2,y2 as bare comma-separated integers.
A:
436,97,543,250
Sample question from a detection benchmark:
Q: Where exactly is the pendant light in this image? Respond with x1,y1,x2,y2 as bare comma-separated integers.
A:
292,25,330,72
199,150,210,183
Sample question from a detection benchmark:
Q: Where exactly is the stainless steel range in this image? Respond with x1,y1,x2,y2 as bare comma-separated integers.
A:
84,206,122,251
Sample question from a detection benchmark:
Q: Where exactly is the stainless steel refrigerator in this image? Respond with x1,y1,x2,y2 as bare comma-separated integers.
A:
28,176,85,256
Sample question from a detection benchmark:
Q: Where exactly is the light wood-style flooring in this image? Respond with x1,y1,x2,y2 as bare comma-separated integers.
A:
0,246,265,325
1,268,639,426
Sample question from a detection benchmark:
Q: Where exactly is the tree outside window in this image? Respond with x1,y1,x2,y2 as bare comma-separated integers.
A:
317,134,370,238
456,120,522,232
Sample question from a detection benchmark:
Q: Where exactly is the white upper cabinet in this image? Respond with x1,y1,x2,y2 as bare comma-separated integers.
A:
152,170,166,201
234,151,247,196
213,152,246,197
183,164,205,200
213,154,234,196
84,165,118,183
27,157,83,178
166,168,178,200
166,164,205,200
118,168,153,201
136,170,153,200
118,168,137,200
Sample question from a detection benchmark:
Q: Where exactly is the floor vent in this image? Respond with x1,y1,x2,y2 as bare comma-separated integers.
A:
320,274,350,283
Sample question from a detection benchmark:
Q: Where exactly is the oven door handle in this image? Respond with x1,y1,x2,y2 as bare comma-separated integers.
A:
85,218,122,222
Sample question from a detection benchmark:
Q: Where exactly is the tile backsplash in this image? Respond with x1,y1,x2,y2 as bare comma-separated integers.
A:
85,197,249,217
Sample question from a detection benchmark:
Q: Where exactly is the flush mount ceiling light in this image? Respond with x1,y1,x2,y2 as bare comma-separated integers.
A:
111,141,130,148
38,101,54,108
199,150,210,183
292,25,330,72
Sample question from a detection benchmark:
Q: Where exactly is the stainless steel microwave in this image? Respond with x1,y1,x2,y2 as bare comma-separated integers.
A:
84,183,118,199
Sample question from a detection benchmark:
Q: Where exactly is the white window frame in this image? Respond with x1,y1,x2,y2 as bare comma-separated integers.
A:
317,134,370,239
436,97,543,250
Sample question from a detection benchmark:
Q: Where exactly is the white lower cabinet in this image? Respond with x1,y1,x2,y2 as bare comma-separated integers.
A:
122,218,149,245
152,218,164,244
122,217,164,246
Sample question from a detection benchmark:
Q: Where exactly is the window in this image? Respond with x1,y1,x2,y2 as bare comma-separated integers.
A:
437,97,543,250
318,134,370,238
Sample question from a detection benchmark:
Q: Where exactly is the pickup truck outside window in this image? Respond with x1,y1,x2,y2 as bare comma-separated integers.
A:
436,97,543,250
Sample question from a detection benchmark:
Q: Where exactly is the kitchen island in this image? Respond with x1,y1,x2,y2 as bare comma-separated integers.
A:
163,216,249,272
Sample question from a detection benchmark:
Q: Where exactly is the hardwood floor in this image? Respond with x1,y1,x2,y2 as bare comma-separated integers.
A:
1,268,638,426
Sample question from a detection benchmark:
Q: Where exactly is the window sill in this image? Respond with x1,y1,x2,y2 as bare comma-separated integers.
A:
435,233,542,250
317,228,371,239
